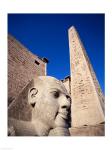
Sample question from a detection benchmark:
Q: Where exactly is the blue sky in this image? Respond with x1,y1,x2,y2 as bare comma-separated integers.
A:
8,14,105,93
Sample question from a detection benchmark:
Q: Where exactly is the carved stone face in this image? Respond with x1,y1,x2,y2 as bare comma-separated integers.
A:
28,76,71,129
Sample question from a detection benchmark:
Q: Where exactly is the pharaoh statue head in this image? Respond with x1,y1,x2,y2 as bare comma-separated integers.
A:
8,76,71,136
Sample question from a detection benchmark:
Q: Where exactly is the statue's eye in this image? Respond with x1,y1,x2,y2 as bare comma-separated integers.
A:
53,91,60,98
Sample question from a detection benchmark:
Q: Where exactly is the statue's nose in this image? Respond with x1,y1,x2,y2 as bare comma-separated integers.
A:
60,95,71,110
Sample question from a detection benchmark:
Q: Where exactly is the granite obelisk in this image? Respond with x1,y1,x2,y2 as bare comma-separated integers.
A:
68,26,104,128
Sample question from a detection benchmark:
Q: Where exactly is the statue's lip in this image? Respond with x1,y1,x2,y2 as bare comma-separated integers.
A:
55,111,70,120
58,112,68,119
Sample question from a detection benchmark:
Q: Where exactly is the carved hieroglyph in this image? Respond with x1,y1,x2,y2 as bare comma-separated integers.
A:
68,26,104,127
8,76,71,136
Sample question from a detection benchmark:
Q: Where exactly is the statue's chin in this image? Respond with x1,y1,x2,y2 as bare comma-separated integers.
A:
54,113,69,128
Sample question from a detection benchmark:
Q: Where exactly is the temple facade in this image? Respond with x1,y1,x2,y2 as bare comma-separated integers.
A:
8,26,104,135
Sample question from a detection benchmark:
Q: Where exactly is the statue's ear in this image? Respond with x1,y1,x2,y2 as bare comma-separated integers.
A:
28,87,38,108
8,79,34,121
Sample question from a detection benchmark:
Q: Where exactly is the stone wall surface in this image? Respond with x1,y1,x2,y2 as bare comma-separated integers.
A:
8,35,46,105
69,124,104,136
62,77,71,95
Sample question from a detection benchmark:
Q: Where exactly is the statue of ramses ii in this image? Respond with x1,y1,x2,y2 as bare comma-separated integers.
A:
8,76,71,136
